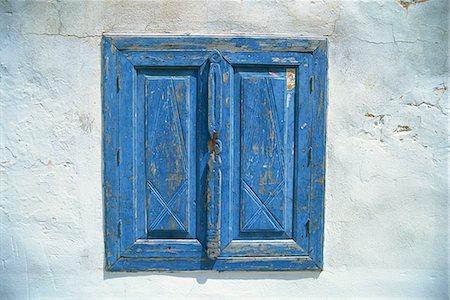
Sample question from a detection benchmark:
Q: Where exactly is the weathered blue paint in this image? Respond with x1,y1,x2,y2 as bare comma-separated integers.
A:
205,50,223,259
106,35,324,53
309,45,328,269
103,35,327,271
143,70,196,238
221,65,310,258
238,67,294,234
103,38,121,270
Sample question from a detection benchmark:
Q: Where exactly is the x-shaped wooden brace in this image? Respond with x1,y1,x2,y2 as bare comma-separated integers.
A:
241,179,284,231
147,180,187,231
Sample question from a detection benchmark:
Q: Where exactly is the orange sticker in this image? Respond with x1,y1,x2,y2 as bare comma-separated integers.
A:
287,69,295,90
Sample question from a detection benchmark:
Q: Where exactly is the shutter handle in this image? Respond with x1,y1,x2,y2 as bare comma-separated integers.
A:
206,152,221,259
207,50,222,136
206,50,223,259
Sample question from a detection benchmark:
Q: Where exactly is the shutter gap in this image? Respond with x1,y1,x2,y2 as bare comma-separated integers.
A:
308,147,312,166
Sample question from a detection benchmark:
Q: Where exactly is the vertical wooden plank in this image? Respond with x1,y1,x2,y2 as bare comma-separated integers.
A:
231,67,241,241
294,54,313,251
309,41,328,269
284,68,296,239
196,61,209,251
187,71,198,241
135,73,146,239
234,67,295,239
239,72,287,233
118,53,137,252
219,57,232,252
102,37,121,269
143,70,197,239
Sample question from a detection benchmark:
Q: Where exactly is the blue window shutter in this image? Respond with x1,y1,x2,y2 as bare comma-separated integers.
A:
103,36,327,271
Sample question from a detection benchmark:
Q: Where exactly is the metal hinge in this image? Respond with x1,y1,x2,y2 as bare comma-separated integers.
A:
306,218,310,236
116,148,120,166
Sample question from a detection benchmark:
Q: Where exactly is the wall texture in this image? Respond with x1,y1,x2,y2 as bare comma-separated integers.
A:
0,0,448,299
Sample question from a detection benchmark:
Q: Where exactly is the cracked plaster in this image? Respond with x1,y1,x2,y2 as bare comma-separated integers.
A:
0,0,448,299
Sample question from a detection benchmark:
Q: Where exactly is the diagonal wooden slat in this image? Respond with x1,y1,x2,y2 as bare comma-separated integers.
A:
264,77,285,172
148,181,188,231
241,179,284,231
168,80,188,172
147,180,187,231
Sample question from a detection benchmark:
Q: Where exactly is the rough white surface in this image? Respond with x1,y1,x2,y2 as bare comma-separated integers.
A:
0,0,448,299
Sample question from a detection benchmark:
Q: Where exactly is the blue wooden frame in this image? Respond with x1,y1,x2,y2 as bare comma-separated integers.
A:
103,35,327,271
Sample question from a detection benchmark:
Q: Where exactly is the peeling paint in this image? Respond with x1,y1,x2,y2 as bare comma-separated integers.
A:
398,0,429,10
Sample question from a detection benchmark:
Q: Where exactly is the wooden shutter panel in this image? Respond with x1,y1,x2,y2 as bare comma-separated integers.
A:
219,55,312,259
103,36,327,271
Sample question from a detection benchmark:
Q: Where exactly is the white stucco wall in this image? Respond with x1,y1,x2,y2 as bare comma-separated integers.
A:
1,0,448,299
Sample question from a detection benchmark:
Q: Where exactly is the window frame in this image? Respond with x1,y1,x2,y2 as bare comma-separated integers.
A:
103,35,327,271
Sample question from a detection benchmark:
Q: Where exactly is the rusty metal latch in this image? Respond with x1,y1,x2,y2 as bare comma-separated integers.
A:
206,50,223,259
